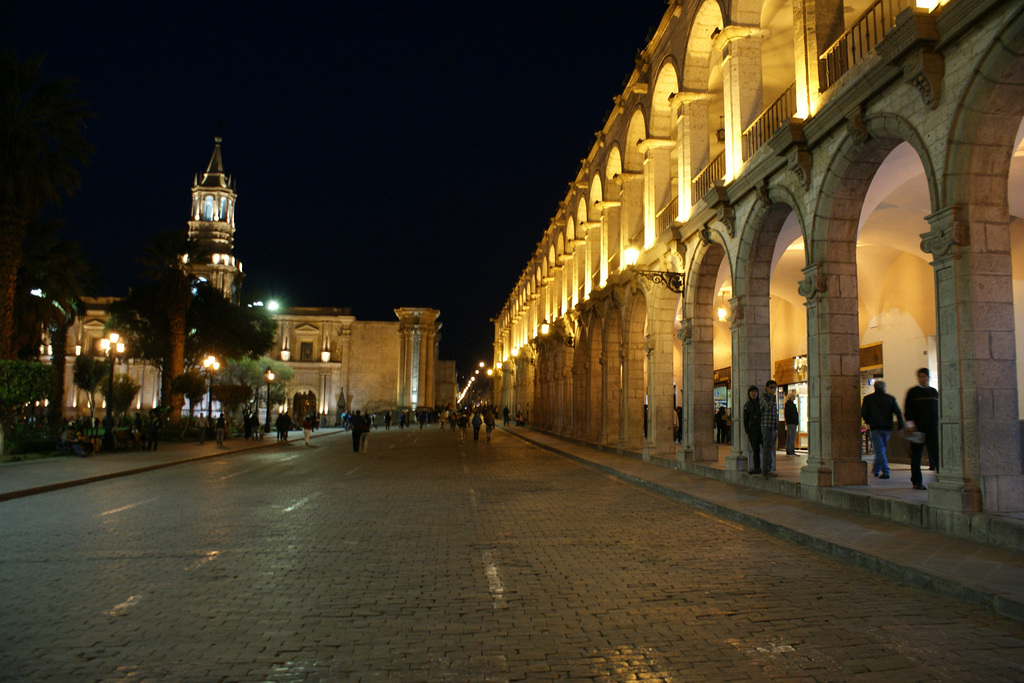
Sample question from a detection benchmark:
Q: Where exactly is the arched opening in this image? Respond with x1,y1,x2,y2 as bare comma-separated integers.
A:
684,242,726,462
291,390,317,423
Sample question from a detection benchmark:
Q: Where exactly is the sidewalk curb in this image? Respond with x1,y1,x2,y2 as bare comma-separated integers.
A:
504,427,1024,625
0,430,337,503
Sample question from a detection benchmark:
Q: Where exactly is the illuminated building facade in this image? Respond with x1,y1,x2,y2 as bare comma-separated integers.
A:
492,0,1024,518
54,142,451,422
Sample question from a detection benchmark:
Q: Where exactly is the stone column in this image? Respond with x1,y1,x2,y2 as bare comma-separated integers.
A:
622,319,646,453
618,172,645,253
677,93,710,217
639,138,675,248
792,0,845,117
715,26,765,175
726,296,752,471
595,200,621,281
601,329,622,448
922,206,1023,513
798,262,866,487
647,306,677,460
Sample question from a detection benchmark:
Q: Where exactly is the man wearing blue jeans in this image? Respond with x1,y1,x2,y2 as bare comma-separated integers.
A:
861,380,904,479
759,380,779,477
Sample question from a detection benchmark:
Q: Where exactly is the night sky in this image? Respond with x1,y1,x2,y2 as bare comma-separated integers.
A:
3,1,667,377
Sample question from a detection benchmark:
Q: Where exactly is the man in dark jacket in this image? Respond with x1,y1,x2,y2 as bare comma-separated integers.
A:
904,368,939,489
861,381,904,479
743,386,762,474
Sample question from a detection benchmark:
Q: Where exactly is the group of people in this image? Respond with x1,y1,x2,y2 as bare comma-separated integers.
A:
742,380,783,477
739,368,939,489
861,368,938,490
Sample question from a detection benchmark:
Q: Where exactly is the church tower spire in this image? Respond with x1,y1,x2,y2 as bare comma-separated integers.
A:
187,137,241,300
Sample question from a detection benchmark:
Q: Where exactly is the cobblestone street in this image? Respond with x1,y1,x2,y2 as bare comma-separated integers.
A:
3,428,1024,681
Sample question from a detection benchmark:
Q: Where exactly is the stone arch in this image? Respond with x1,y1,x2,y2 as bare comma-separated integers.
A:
590,174,604,206
606,145,623,179
681,237,729,462
577,196,589,227
624,108,648,173
805,113,942,487
651,59,680,138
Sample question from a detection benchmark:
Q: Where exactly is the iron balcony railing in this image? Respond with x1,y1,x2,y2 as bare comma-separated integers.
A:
818,0,914,92
655,195,679,233
742,81,797,161
691,151,726,205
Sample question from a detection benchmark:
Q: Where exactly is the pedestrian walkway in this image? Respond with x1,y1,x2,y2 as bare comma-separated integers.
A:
504,427,1024,626
0,428,344,501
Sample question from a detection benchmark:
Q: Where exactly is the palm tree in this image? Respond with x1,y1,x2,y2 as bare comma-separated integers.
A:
0,50,93,359
14,219,94,430
138,228,205,420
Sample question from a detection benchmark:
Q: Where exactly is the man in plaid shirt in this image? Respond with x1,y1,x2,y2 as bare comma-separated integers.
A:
759,380,779,477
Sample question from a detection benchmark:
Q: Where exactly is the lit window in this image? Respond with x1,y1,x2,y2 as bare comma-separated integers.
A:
220,197,227,220
203,196,215,220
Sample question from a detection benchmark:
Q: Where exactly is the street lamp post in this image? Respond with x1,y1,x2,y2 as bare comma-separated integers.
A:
100,332,125,451
264,368,275,432
203,355,220,417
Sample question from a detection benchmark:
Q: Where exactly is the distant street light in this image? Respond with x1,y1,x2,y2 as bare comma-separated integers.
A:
203,355,220,416
100,332,125,451
264,367,275,432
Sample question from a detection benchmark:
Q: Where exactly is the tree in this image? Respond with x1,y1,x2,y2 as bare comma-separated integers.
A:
72,354,107,419
137,229,200,420
171,370,208,422
187,284,276,361
99,373,140,420
13,219,93,430
221,356,294,418
0,50,93,359
0,359,52,455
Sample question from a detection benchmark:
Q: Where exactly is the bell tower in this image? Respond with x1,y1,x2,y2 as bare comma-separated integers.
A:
187,137,241,300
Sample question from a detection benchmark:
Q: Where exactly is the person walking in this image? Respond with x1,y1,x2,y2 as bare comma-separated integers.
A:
471,408,483,442
743,386,762,474
784,391,799,455
484,408,495,442
904,368,938,489
275,411,290,442
759,381,779,477
384,411,392,430
147,410,161,451
350,411,365,452
714,407,727,443
197,413,208,445
457,411,469,442
861,380,905,480
303,416,312,446
215,413,226,446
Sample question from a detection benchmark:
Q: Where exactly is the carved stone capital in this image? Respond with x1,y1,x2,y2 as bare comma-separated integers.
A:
798,263,828,302
922,205,970,260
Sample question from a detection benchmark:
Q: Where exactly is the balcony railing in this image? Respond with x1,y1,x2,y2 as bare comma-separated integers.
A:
655,195,679,233
742,82,797,161
691,151,725,205
818,0,913,92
